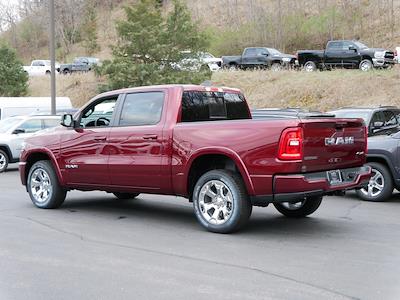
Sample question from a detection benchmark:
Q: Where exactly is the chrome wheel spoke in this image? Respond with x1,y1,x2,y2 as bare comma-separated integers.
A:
198,180,234,225
30,168,53,204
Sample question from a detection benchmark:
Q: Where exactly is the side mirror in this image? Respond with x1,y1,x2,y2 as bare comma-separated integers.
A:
61,114,74,127
349,46,357,52
12,128,25,134
261,52,269,56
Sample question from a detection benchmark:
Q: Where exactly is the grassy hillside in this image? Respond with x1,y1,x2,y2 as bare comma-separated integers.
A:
28,67,400,111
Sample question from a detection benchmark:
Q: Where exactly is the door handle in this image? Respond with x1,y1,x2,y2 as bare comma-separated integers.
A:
142,134,158,140
94,136,107,142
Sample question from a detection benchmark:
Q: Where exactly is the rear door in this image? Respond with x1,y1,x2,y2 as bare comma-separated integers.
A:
107,91,169,191
242,48,258,67
325,41,343,67
301,119,366,172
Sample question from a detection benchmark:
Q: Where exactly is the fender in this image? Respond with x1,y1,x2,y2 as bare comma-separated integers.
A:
24,147,65,186
184,146,255,195
366,153,397,178
0,144,18,163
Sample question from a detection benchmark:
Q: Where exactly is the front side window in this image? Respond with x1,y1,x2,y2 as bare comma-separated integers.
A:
119,92,164,126
181,91,250,122
80,97,118,128
18,119,42,133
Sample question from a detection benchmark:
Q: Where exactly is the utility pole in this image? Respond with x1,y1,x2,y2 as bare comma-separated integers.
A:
49,0,56,115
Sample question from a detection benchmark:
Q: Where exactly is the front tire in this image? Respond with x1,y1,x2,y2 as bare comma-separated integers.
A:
0,149,9,173
27,161,66,209
356,162,393,202
274,196,322,218
359,59,373,71
192,170,252,233
113,193,140,200
271,63,282,71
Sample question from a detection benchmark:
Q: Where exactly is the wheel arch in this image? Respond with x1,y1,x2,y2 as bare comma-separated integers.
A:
0,144,13,161
24,150,64,187
366,155,396,183
185,148,254,200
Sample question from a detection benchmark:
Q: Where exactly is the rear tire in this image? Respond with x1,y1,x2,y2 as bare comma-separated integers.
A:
0,149,9,173
356,162,393,202
27,161,66,209
192,170,252,233
304,61,317,72
113,193,140,200
274,196,322,218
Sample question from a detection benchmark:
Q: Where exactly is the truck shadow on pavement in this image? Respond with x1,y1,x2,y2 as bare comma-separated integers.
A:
59,195,346,236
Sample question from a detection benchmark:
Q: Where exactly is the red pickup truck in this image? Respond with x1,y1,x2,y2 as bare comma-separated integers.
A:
19,85,371,233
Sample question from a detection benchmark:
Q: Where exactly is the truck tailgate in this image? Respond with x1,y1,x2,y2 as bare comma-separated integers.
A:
301,118,366,172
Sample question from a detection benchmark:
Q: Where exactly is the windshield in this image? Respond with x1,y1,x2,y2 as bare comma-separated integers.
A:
0,117,23,133
267,48,282,55
330,110,371,123
353,41,368,49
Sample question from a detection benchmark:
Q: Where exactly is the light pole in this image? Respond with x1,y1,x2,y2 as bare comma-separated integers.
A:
49,0,56,115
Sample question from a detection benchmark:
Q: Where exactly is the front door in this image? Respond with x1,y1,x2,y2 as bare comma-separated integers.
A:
108,91,168,192
59,96,119,186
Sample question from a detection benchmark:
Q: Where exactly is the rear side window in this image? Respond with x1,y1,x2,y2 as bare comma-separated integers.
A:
181,91,250,122
119,92,164,126
18,119,42,133
43,118,60,129
327,42,343,51
244,48,257,56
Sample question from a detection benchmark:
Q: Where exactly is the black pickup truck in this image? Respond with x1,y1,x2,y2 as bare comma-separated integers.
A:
297,40,395,71
222,47,296,70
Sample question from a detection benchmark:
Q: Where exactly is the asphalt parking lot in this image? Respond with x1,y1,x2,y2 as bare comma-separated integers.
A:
1,164,400,300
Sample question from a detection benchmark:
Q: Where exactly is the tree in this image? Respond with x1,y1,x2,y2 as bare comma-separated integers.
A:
0,44,28,96
99,0,210,91
81,0,100,55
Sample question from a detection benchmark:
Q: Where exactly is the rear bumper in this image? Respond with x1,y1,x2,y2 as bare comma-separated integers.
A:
251,166,371,206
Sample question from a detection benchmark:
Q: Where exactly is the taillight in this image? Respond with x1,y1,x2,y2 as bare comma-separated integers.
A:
364,125,368,153
278,127,303,160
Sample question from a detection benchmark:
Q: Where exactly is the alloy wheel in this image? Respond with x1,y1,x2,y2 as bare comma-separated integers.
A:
30,168,53,204
198,180,234,225
360,169,384,198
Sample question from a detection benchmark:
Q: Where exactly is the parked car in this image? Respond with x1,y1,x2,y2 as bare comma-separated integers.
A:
355,131,400,202
59,57,100,74
173,52,222,72
328,106,400,136
23,60,60,76
222,47,296,70
19,84,371,233
297,40,396,71
395,47,400,63
0,115,61,172
0,97,73,120
251,108,331,119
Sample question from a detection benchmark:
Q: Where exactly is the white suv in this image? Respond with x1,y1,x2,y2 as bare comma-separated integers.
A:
0,115,61,172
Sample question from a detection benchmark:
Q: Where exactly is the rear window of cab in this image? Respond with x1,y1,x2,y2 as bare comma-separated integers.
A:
181,91,250,122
